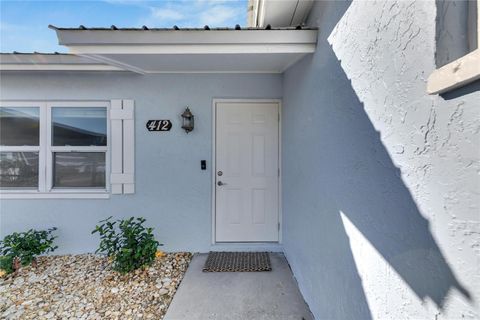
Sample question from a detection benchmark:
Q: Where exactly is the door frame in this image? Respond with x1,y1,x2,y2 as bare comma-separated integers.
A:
211,98,282,244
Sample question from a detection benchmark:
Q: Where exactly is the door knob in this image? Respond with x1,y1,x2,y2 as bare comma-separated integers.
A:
217,181,227,186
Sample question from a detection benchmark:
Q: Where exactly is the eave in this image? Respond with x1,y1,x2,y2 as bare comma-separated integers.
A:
49,26,318,74
0,53,124,72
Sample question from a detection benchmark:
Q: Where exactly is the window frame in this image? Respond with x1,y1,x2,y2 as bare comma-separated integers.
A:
0,101,45,191
0,100,111,199
428,0,480,94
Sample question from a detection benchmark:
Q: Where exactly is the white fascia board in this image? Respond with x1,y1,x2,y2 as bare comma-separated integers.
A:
68,43,316,55
0,54,93,64
0,64,124,71
54,29,317,46
0,54,126,71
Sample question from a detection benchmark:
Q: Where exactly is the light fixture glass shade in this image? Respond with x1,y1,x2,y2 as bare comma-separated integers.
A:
181,107,194,133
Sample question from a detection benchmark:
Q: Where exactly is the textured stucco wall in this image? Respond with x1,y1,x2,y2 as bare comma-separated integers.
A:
0,72,282,253
282,1,479,319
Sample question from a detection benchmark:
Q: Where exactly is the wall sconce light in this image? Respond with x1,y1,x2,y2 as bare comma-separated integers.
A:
181,107,194,133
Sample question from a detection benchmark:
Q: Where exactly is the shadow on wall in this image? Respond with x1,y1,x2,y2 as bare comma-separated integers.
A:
282,1,472,319
441,80,480,100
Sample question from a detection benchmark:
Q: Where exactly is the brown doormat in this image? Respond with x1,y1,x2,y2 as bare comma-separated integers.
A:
203,252,272,272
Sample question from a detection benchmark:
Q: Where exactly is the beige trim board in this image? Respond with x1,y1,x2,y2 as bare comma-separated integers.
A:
427,49,480,94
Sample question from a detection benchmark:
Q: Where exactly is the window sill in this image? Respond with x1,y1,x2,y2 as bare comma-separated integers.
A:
0,192,110,199
427,49,480,94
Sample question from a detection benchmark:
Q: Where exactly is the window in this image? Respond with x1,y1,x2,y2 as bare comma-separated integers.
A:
0,101,110,198
49,105,108,190
428,0,480,94
0,105,41,189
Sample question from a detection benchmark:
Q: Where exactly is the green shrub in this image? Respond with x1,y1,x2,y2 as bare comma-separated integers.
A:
0,255,14,275
0,228,58,274
92,217,161,274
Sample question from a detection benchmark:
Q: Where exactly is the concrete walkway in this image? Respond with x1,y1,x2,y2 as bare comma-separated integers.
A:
164,253,314,320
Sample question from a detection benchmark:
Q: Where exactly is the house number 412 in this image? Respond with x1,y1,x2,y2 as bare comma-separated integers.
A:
146,120,172,131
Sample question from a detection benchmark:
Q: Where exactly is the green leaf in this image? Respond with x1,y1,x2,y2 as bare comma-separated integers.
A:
92,216,160,273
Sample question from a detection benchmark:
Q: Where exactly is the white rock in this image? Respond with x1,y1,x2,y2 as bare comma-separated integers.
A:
1,253,192,320
158,288,169,295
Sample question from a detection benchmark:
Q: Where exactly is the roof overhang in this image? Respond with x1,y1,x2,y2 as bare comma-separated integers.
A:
248,0,314,28
50,27,318,74
0,53,124,72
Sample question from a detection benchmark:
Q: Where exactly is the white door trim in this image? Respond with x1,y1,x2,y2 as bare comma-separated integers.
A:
211,98,282,244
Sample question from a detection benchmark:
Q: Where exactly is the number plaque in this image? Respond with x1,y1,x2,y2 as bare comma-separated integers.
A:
146,120,172,132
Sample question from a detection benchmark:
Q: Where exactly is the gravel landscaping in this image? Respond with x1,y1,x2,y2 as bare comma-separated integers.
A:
0,252,192,320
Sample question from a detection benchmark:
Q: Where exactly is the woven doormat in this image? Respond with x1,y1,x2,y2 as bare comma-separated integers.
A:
203,252,272,272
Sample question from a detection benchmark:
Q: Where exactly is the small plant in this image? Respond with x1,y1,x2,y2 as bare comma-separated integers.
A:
92,216,161,274
0,255,14,276
0,228,58,275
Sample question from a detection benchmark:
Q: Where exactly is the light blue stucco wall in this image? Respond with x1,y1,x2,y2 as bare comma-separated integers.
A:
282,1,479,319
1,2,479,319
0,72,282,253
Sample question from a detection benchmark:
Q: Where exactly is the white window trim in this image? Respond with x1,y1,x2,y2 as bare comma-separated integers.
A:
428,1,480,94
0,100,111,199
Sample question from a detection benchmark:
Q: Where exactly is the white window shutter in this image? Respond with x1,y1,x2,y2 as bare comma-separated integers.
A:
110,100,123,194
122,100,135,194
110,99,135,194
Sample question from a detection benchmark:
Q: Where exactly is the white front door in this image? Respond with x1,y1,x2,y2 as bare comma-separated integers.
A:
215,101,279,242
